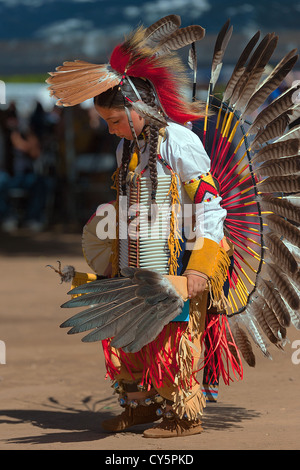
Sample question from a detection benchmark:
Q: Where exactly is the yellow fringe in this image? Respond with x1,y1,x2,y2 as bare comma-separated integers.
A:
208,246,231,311
167,172,183,275
71,271,97,298
110,167,120,277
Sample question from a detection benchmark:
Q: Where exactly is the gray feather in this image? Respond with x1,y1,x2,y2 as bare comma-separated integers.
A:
239,308,272,359
60,267,184,352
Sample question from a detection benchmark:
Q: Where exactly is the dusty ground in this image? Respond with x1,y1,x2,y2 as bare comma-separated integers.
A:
0,230,300,451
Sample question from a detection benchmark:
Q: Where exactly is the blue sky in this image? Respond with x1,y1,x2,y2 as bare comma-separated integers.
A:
0,0,299,41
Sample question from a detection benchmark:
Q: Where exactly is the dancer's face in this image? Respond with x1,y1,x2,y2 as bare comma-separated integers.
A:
95,105,145,140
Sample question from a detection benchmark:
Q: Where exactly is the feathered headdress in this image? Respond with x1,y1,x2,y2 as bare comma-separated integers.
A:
47,15,205,126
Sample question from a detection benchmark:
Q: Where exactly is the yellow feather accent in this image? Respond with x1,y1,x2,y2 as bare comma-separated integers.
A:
128,150,139,171
71,271,97,298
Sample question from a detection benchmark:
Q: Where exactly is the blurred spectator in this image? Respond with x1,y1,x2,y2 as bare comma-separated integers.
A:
0,96,119,232
0,102,48,232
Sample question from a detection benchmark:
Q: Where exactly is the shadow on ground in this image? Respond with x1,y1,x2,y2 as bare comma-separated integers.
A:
0,396,260,446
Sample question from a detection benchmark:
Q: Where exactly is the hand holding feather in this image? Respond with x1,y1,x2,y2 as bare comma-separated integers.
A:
60,268,189,353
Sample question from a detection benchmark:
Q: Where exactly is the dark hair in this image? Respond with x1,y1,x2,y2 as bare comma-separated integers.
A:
94,77,160,202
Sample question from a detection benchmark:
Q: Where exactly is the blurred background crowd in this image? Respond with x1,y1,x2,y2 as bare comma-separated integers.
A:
0,99,118,233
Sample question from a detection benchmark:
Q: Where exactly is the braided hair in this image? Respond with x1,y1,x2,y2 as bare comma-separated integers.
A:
94,77,161,203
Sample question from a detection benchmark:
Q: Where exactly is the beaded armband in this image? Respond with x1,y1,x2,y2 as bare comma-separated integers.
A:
183,172,219,203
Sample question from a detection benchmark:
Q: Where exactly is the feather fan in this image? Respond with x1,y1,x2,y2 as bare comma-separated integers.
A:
60,267,186,352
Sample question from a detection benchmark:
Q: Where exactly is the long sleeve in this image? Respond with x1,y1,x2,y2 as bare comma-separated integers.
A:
160,123,227,243
160,122,230,281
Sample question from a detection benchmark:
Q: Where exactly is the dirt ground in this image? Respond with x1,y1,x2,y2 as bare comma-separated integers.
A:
0,229,300,451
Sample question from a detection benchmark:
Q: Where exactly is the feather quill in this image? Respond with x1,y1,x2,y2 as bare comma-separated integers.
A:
129,99,168,127
47,63,120,106
67,298,143,335
123,300,183,352
253,293,287,342
252,295,284,345
275,123,300,143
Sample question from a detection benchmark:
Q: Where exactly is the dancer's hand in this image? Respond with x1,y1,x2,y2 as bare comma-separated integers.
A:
184,270,208,299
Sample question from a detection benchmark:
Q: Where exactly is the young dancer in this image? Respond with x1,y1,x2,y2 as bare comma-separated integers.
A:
48,15,300,438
